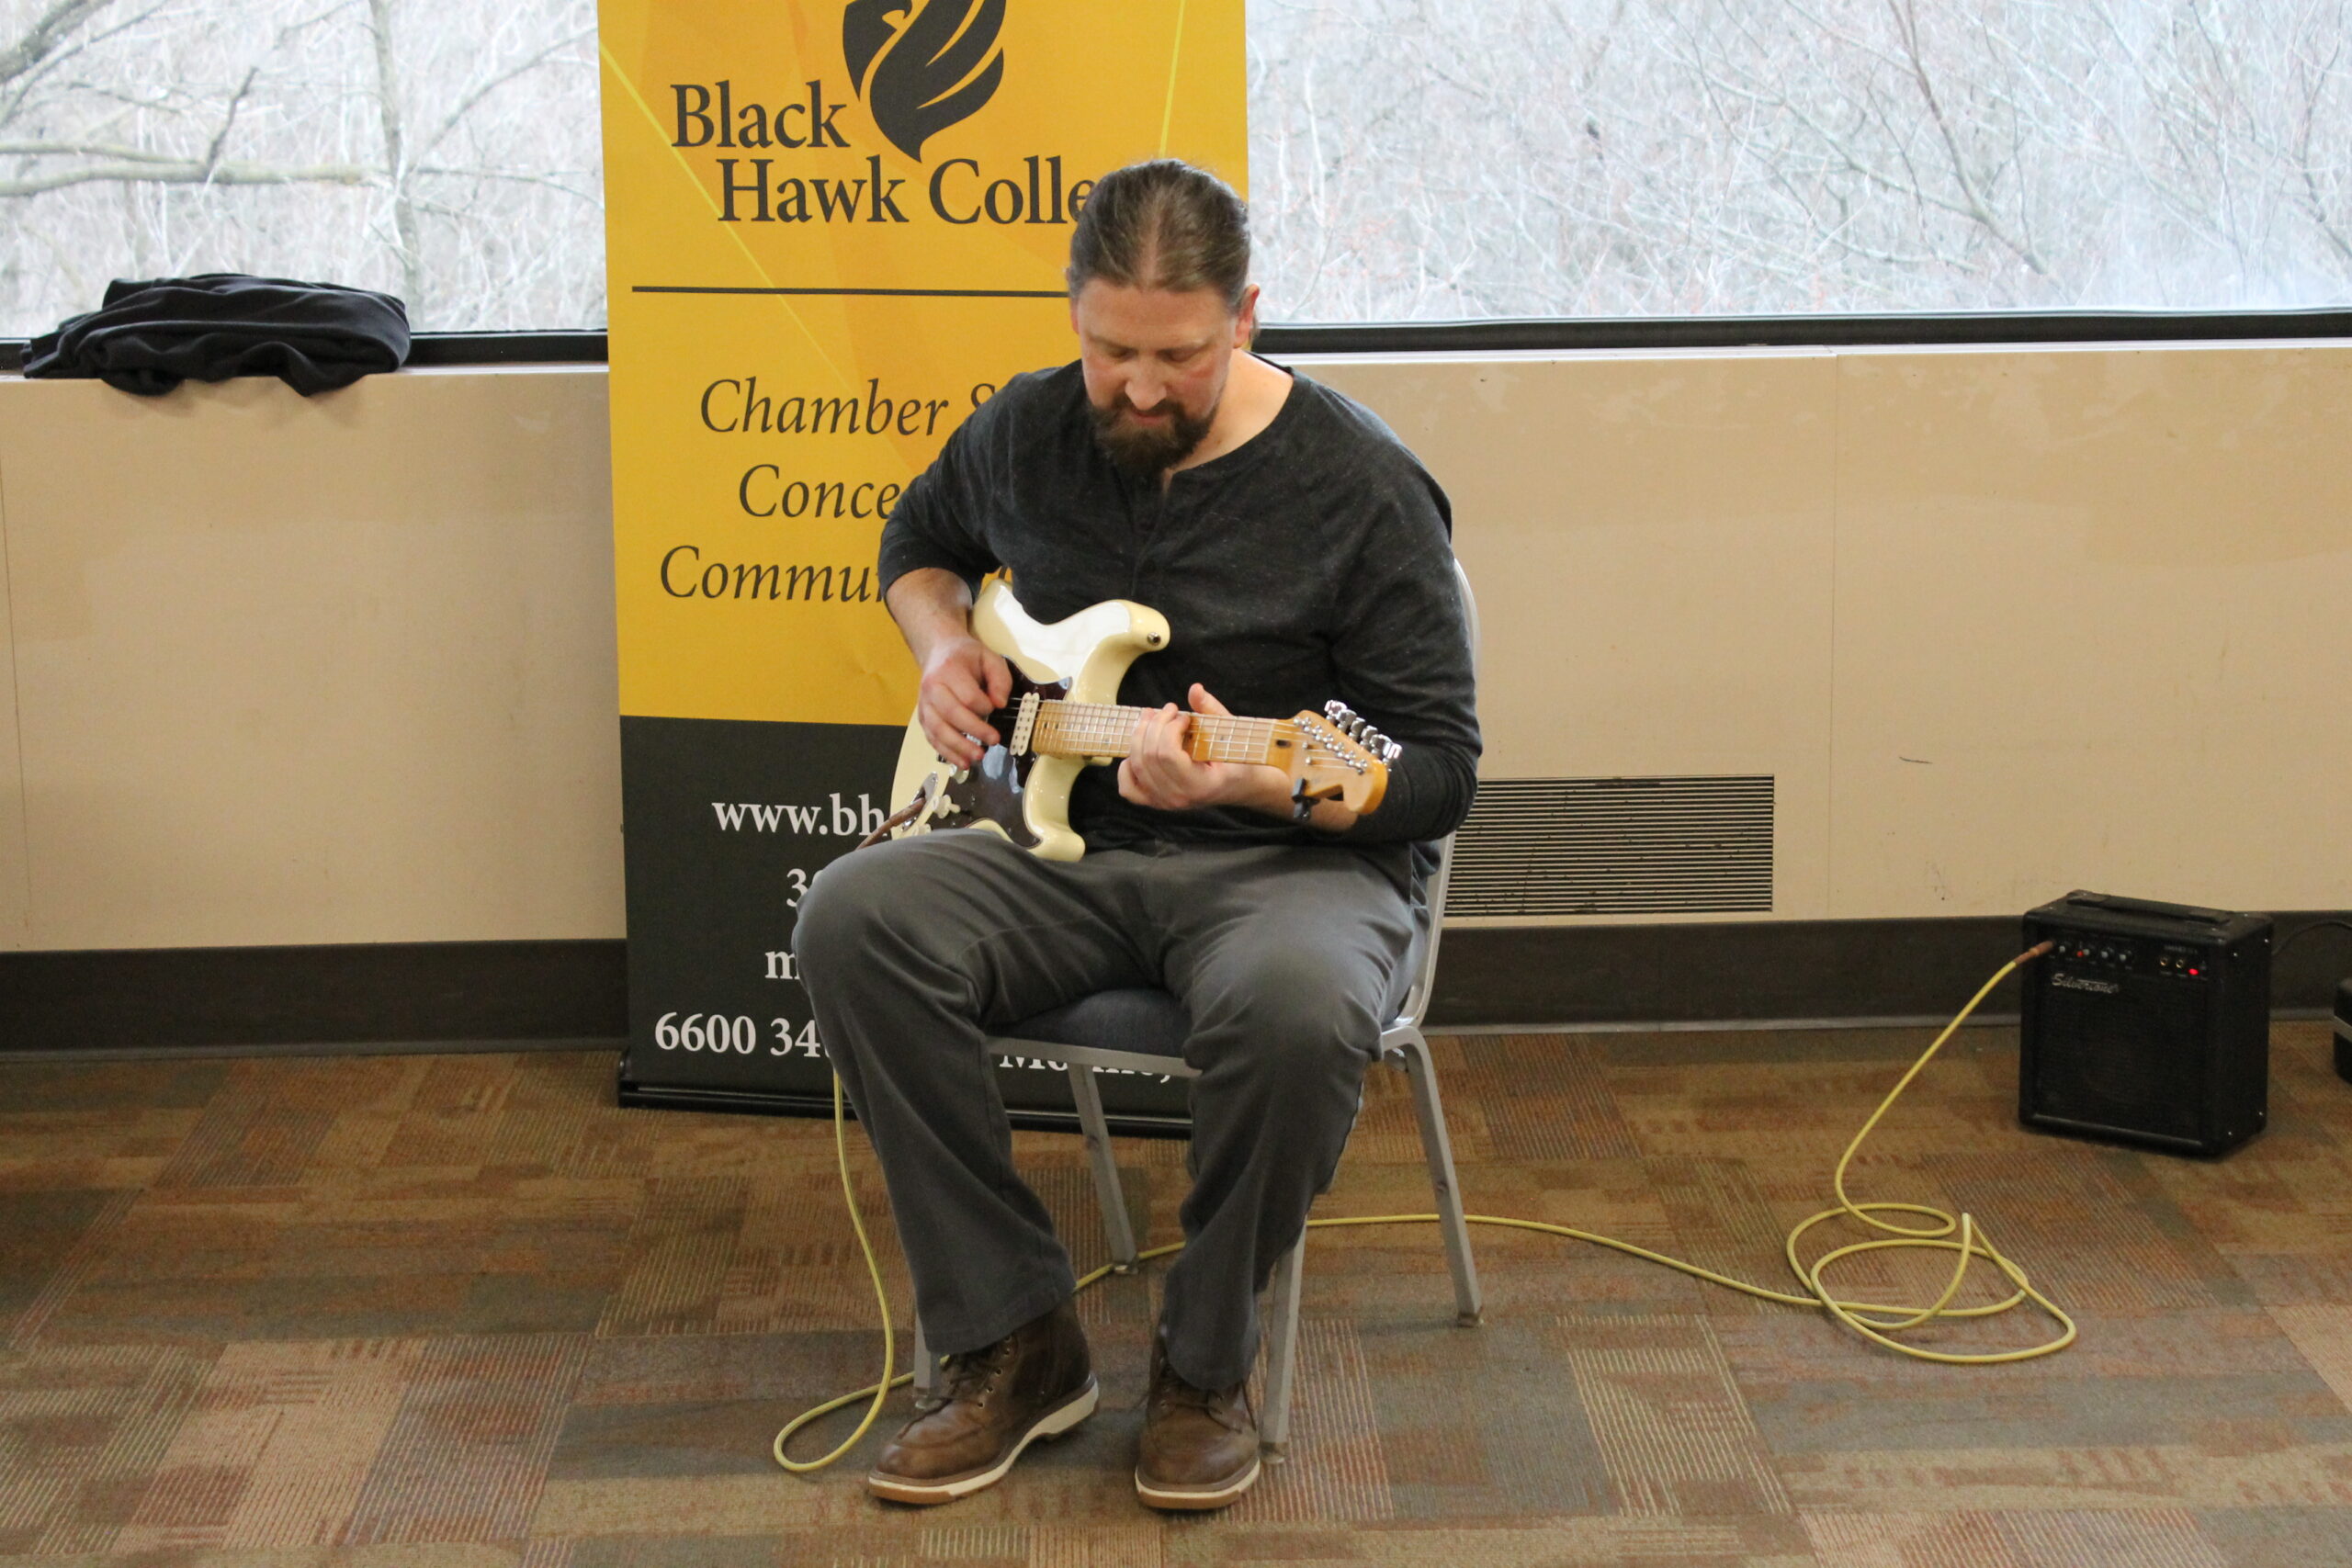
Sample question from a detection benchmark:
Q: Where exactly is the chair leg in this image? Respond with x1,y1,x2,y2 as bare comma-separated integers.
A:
911,1315,935,1398
1259,1236,1306,1458
1068,1062,1139,1269
1395,1028,1484,1325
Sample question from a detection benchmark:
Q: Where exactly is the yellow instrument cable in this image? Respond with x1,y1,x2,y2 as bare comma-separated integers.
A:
775,942,2073,1472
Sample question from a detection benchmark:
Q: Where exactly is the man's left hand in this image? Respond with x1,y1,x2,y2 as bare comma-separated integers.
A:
1117,684,1295,817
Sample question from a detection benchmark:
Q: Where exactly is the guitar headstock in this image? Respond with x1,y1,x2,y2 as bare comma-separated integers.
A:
1279,702,1399,816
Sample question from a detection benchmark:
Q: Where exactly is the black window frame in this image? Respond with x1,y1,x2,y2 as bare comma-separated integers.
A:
7,307,2352,374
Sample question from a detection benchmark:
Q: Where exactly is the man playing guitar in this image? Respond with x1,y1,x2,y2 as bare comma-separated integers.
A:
794,159,1480,1510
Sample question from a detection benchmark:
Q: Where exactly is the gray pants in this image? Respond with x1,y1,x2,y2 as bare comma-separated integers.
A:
792,829,1417,1390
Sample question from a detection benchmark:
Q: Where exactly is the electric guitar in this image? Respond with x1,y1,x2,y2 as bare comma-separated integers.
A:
878,581,1399,862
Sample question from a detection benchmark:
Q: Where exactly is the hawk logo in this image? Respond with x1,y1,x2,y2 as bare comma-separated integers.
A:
842,0,1006,163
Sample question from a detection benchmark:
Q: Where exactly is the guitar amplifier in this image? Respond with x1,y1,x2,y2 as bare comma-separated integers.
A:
2019,891,2272,1156
2335,978,2351,1085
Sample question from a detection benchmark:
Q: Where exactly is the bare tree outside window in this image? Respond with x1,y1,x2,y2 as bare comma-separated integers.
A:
2,0,2346,338
0,0,598,337
1247,0,2352,320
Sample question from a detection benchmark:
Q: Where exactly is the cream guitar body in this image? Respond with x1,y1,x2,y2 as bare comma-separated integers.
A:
883,581,1395,863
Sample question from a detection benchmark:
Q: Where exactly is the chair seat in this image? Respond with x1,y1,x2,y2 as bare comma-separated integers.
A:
1001,987,1190,1059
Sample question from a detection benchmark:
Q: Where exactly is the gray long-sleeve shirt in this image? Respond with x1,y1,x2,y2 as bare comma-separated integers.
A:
877,358,1480,888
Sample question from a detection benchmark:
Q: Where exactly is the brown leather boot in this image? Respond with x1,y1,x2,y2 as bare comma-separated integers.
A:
865,1298,1097,1505
1134,1337,1261,1510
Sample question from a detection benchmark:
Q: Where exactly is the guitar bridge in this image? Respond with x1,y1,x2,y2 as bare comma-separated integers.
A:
1009,691,1040,755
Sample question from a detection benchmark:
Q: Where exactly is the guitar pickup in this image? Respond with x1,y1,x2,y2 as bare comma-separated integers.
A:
1008,692,1040,755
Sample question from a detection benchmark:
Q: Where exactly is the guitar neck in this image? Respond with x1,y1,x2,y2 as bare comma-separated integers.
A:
1028,700,1294,766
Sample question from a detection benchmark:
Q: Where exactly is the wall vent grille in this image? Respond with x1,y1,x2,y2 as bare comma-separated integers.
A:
1449,775,1774,918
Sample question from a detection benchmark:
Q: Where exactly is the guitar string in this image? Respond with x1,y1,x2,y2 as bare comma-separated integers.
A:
1056,707,1287,752
1027,702,1295,762
1040,720,1284,762
1022,706,1297,764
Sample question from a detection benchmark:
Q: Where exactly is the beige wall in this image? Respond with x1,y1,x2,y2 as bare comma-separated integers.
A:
1312,351,1840,920
0,342,2346,952
1312,344,2352,924
0,367,622,951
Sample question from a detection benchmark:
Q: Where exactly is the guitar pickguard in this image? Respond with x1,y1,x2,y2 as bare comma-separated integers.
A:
915,671,1070,852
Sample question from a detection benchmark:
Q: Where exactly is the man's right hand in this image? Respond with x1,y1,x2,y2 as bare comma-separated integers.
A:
887,568,1013,769
918,634,1012,768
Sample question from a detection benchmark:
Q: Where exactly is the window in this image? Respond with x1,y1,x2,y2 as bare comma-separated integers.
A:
0,0,599,337
6,0,2346,339
1247,0,2352,321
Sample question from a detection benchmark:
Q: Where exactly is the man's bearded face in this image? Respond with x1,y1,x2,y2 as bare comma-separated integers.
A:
1088,389,1216,476
1069,278,1254,479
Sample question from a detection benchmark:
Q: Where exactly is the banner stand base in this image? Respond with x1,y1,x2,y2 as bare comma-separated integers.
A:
615,1066,1193,1139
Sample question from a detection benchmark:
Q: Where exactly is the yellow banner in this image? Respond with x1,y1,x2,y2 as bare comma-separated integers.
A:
600,0,1248,727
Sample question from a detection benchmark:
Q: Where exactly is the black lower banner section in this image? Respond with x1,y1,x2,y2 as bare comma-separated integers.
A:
614,715,1193,1131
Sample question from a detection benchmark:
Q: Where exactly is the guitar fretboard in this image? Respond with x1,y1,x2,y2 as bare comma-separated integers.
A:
1015,700,1294,766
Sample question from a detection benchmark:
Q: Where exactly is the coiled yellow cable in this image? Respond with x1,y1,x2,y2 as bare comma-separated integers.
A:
774,944,2073,1471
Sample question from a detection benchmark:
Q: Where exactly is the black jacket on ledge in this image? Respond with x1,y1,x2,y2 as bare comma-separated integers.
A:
23,275,410,396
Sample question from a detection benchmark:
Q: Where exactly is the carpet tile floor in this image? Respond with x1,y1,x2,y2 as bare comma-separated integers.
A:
1,1021,2348,1565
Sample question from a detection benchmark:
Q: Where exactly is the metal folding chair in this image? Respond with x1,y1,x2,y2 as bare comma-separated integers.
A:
908,563,1484,1457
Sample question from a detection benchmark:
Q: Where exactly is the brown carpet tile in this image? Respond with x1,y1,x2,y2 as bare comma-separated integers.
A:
2,1022,2350,1565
